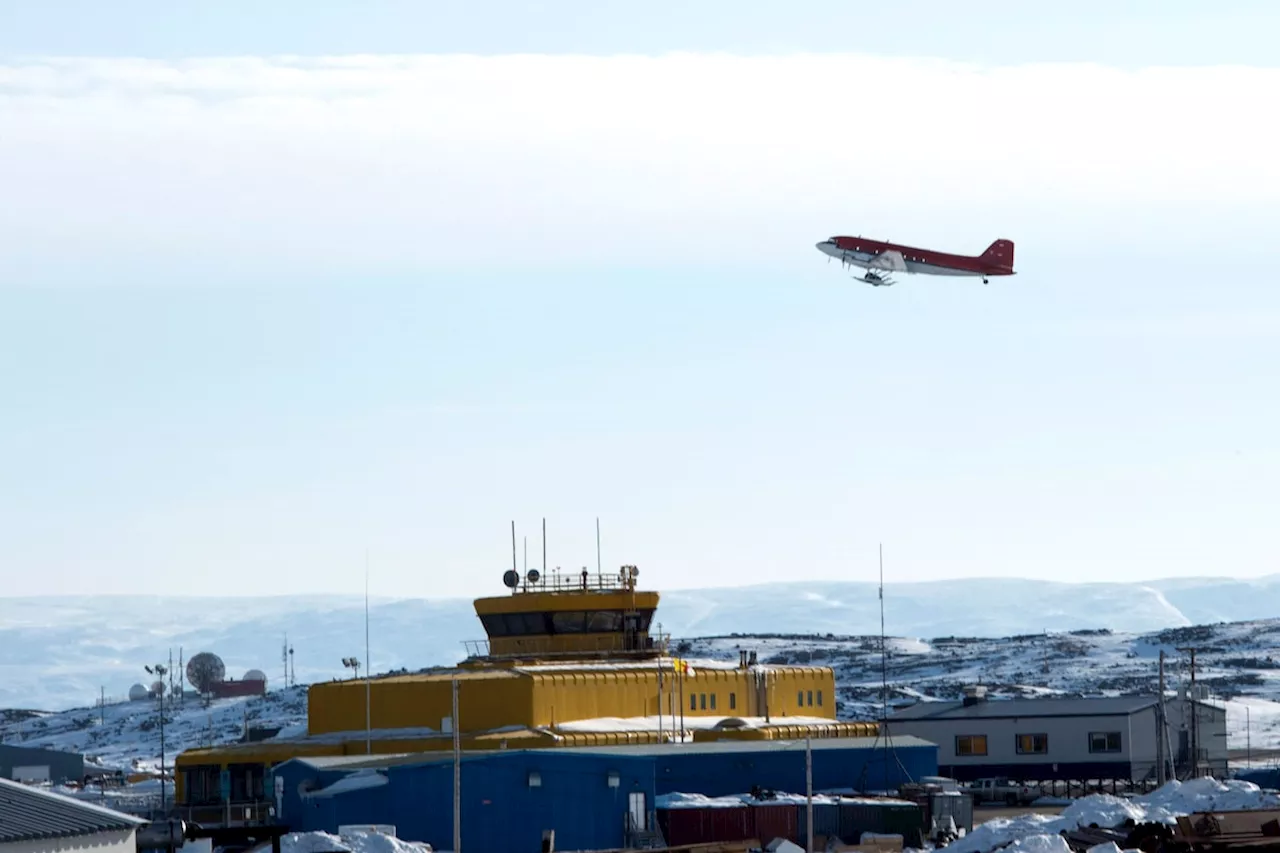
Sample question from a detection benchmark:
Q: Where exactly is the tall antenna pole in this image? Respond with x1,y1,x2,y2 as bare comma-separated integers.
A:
452,678,462,853
1177,646,1199,777
365,550,372,755
805,737,814,853
879,543,890,791
542,517,547,576
523,536,527,574
511,521,518,580
1157,650,1167,785
596,517,602,575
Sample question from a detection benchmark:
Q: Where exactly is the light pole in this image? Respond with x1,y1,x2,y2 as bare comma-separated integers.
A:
341,657,361,679
145,664,168,816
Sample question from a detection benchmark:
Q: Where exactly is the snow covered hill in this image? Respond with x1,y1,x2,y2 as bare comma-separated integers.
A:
5,574,1280,712
6,614,1280,775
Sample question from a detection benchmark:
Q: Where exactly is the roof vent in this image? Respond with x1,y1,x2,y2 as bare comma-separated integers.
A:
962,685,988,707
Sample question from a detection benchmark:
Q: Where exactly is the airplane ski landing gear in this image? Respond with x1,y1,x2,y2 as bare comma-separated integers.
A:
861,272,893,287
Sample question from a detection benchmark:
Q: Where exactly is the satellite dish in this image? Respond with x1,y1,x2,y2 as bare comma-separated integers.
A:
503,569,520,589
186,652,226,693
526,569,541,585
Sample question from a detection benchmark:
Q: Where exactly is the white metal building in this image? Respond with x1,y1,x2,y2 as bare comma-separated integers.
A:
887,686,1227,782
0,777,145,853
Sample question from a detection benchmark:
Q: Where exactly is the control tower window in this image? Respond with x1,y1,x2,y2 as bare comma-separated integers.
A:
586,611,623,632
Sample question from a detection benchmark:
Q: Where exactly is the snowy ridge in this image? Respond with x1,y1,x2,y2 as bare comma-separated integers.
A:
6,574,1280,712
8,613,1280,776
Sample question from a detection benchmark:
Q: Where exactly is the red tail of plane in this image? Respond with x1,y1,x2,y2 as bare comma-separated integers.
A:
980,239,1015,271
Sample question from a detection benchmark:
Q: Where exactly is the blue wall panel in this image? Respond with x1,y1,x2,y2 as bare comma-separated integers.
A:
653,744,938,797
280,753,655,852
274,743,940,848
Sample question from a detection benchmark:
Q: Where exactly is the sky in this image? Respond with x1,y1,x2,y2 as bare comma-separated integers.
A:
2,1,1279,599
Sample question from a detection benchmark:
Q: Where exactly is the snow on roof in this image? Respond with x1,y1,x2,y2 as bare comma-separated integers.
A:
281,735,935,772
302,770,390,799
552,714,837,733
515,656,753,674
656,791,918,809
554,734,934,758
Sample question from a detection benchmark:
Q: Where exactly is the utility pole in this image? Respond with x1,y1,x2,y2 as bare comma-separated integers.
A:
1177,646,1199,778
452,678,462,853
805,737,814,853
99,687,105,728
146,663,169,816
365,552,372,756
1156,651,1167,785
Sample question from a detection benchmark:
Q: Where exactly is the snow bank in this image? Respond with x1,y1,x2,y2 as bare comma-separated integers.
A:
280,831,433,853
944,778,1280,853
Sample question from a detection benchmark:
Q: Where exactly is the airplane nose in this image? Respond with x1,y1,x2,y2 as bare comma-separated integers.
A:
816,241,839,258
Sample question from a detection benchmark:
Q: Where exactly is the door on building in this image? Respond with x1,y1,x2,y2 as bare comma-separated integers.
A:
628,791,647,831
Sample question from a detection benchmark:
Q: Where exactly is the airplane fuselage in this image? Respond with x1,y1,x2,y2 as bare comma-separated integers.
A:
816,236,1016,282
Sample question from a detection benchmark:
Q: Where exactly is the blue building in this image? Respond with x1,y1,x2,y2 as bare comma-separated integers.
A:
271,736,937,851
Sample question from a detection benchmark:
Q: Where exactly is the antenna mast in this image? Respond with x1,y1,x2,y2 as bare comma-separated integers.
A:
365,550,372,755
511,520,518,584
596,517,602,575
542,517,547,577
879,542,890,791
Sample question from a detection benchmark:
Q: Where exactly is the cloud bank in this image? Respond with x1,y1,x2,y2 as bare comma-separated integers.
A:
2,54,1278,278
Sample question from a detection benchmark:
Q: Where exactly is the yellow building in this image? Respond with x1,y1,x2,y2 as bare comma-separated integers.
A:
174,564,876,809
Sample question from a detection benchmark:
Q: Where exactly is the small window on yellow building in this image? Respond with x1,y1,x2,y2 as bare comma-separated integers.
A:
690,694,696,711
797,691,804,706
729,693,737,710
700,693,707,710
710,693,717,710
807,690,813,706
817,690,823,706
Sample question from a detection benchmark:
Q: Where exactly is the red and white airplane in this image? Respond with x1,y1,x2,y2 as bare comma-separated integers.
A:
816,235,1016,287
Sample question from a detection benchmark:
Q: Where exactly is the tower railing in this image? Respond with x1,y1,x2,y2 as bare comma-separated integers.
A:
510,567,643,594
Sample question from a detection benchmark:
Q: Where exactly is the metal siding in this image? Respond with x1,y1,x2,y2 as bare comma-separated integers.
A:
752,804,799,844
0,745,85,785
658,807,753,846
653,744,936,797
799,803,842,841
926,793,973,833
282,751,653,852
838,803,923,842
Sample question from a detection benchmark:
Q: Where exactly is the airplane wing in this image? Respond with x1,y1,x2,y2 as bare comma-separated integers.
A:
863,249,907,286
868,249,908,272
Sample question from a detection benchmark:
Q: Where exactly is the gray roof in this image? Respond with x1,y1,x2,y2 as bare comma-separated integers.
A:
0,778,145,843
888,696,1160,721
284,735,935,772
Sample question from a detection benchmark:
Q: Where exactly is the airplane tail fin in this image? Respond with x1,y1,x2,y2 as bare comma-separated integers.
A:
980,239,1015,270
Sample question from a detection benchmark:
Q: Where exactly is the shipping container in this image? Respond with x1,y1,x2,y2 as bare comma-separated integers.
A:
926,792,973,834
798,802,842,843
751,804,800,844
658,806,754,846
838,801,923,844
